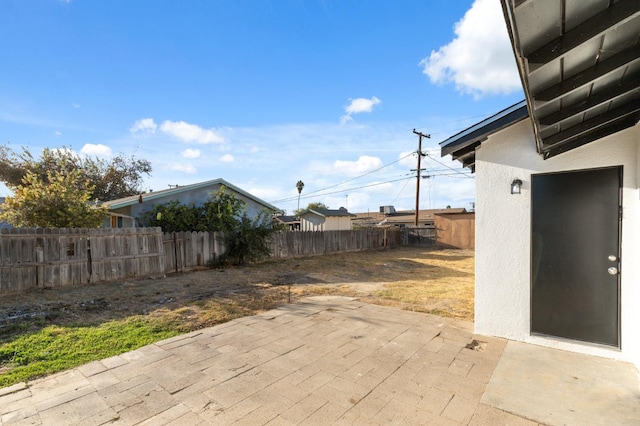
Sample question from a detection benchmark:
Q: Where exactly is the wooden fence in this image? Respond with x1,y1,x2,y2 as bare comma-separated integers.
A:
268,229,401,258
0,227,164,294
161,229,402,271
162,231,225,273
0,227,434,295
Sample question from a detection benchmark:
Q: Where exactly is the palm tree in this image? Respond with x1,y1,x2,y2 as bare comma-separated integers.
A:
296,180,304,212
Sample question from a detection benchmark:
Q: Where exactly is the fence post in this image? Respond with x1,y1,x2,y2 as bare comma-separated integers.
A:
86,236,92,283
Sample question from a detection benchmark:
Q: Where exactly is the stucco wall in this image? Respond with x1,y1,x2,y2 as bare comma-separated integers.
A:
475,120,640,367
434,212,475,249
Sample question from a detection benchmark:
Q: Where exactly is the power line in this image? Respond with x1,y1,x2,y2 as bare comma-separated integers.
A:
423,153,475,179
390,177,413,205
292,177,412,201
269,152,414,204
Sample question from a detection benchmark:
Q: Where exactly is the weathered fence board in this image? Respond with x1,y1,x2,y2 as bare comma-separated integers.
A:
162,231,224,273
0,227,164,294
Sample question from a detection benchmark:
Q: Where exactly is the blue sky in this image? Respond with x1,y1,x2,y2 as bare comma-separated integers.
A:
0,0,523,214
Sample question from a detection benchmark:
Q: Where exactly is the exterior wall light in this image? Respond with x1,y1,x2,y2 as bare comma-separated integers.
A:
511,179,523,194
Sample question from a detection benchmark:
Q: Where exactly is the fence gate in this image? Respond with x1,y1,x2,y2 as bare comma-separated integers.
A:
401,227,436,247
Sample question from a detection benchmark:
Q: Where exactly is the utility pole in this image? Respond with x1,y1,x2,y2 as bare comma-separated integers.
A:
411,129,430,226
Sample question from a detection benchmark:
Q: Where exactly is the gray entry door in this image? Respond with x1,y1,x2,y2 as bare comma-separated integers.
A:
531,167,621,347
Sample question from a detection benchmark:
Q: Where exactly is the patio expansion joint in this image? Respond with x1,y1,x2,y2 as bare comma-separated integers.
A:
339,329,443,419
213,342,307,390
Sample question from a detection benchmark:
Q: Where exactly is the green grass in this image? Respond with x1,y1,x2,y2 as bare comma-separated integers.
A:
0,317,180,388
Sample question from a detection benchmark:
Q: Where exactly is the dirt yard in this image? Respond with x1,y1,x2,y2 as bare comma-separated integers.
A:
0,247,474,343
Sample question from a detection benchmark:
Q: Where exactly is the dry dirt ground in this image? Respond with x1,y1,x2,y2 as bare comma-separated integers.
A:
0,247,474,343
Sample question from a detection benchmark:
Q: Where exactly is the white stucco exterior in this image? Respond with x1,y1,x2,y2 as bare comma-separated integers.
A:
475,120,640,368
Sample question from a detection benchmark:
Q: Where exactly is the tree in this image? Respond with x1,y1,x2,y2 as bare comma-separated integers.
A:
200,186,247,232
137,200,203,233
295,180,304,211
0,146,152,201
0,169,108,228
224,210,279,265
294,201,328,216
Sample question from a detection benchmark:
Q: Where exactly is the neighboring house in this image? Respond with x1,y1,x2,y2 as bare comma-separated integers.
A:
101,178,280,228
274,215,301,231
351,206,466,228
441,1,640,368
299,208,352,231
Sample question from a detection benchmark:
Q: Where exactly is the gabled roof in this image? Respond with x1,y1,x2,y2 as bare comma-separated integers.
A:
274,215,300,224
501,0,640,159
440,101,529,171
102,178,279,211
302,208,352,218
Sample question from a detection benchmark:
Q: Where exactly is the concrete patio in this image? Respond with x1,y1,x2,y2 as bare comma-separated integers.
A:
1,296,638,425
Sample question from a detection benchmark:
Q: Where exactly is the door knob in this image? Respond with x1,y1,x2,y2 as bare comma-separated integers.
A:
608,267,618,275
608,255,617,262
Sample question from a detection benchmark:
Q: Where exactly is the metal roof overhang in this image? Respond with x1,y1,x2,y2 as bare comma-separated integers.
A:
440,100,529,171
502,0,640,159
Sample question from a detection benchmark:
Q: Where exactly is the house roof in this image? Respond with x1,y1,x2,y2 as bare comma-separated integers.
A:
440,101,529,171
302,208,352,218
501,0,640,159
274,215,300,224
351,208,467,226
102,178,279,212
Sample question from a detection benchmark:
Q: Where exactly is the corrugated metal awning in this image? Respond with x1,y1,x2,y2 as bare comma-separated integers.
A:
502,0,640,159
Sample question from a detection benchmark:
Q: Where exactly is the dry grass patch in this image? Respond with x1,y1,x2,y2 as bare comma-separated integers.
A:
357,250,474,320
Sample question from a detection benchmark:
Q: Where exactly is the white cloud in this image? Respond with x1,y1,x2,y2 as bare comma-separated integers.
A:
341,96,381,124
181,148,201,159
169,163,197,174
160,120,225,144
333,155,383,176
345,96,381,114
72,102,81,109
420,0,520,97
250,146,259,153
80,143,112,157
220,154,234,163
55,131,62,137
130,118,157,133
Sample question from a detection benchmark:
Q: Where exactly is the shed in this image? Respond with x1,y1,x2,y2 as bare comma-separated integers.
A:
299,208,352,231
